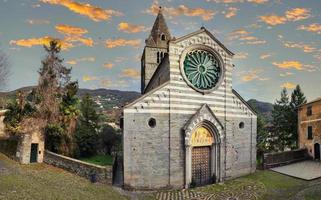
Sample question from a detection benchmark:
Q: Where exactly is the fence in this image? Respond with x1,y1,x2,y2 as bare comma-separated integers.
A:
263,148,310,169
44,151,113,184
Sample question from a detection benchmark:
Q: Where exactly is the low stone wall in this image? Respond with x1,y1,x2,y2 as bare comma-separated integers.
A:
0,138,18,159
44,151,113,184
263,148,310,169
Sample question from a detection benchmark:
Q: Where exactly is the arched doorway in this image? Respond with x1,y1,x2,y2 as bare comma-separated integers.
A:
314,143,320,160
191,127,214,186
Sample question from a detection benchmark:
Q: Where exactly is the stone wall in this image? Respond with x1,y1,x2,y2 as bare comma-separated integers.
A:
0,138,18,159
263,149,309,169
44,151,113,184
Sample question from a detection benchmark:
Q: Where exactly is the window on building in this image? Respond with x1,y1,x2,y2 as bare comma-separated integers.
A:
157,52,160,63
307,106,312,116
148,118,156,128
161,33,166,41
239,122,245,129
308,126,313,140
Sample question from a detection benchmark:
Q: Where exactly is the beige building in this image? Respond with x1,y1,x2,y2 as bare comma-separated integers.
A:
298,97,321,159
0,110,44,164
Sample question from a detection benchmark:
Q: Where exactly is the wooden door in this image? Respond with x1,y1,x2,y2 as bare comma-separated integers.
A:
192,146,211,186
30,143,38,163
315,143,320,160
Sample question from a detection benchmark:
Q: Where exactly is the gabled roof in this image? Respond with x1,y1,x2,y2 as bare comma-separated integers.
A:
298,97,321,108
183,104,224,131
232,89,257,115
124,81,170,109
171,27,234,56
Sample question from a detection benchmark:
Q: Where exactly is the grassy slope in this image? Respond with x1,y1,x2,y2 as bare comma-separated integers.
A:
0,153,127,200
79,154,114,166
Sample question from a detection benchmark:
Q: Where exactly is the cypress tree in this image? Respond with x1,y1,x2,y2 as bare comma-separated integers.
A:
289,85,307,148
271,88,292,151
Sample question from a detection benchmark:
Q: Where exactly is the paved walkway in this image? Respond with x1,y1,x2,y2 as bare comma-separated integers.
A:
271,161,321,180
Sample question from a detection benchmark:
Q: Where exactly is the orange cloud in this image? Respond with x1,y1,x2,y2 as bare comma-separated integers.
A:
66,57,95,65
118,22,148,33
9,36,73,50
120,68,140,79
224,7,238,18
103,63,114,69
298,23,321,34
27,19,50,25
260,8,311,26
280,72,293,77
272,61,303,70
283,41,316,53
281,82,296,89
234,52,248,59
241,69,268,82
55,24,93,47
260,53,271,59
228,28,266,45
83,75,98,82
146,3,216,21
211,0,268,3
259,15,287,26
41,0,122,21
105,39,141,48
55,24,88,36
247,0,268,4
66,37,93,47
285,8,311,21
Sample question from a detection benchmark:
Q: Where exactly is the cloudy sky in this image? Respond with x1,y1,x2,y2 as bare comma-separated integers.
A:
0,0,320,103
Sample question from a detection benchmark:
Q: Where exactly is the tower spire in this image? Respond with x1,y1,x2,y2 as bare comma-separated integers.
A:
145,6,171,48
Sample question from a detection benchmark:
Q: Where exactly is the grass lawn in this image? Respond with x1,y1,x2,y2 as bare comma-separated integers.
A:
79,154,114,166
0,153,127,200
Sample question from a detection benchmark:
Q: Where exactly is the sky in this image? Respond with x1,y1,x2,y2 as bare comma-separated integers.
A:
0,0,320,103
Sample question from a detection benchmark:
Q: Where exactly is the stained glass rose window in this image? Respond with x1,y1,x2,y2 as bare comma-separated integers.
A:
183,49,221,91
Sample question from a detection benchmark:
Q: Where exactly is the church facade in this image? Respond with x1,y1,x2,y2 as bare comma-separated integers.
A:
123,9,257,190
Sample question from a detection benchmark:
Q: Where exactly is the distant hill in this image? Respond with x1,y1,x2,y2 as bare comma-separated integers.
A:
1,86,273,123
0,87,141,121
247,99,273,123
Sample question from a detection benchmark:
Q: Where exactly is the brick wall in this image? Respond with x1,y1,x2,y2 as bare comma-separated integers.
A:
44,151,113,184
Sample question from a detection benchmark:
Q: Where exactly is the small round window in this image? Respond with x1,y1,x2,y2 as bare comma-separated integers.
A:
148,118,156,128
239,122,245,129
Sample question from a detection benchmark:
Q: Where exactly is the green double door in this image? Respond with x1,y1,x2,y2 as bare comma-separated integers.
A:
30,143,38,163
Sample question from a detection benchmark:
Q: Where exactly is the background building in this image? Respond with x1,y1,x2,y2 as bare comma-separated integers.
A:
123,9,257,190
298,97,321,159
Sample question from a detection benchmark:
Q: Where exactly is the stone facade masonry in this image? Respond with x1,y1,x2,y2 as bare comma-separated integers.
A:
123,13,257,190
16,131,45,164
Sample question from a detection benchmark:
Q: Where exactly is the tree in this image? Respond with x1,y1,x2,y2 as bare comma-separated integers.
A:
271,88,292,151
289,85,307,148
36,40,78,155
4,91,35,134
37,40,72,123
100,124,121,155
75,94,100,157
0,48,9,90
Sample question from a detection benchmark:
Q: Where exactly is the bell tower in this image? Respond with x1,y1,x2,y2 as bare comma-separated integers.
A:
141,7,171,93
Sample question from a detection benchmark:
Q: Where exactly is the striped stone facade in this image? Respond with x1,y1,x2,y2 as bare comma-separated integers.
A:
123,12,256,190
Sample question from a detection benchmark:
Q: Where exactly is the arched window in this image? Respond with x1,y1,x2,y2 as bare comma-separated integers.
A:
157,52,160,63
161,33,166,41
